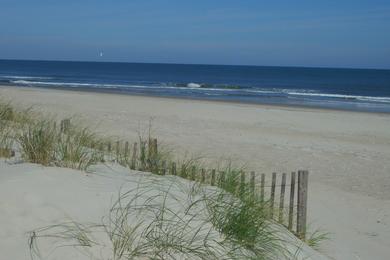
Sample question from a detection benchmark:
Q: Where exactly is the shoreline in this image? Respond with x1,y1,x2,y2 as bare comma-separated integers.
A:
2,84,390,115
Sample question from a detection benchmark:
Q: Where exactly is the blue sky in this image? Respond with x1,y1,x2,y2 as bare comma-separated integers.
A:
1,0,389,69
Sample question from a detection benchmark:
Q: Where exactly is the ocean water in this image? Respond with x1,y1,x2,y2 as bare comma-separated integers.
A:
1,59,390,112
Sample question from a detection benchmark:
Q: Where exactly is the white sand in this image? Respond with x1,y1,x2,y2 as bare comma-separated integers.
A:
1,86,390,259
0,161,325,259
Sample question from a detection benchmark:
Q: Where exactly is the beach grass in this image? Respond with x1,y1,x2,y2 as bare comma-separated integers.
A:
56,124,102,170
17,119,58,165
0,98,326,256
28,177,289,260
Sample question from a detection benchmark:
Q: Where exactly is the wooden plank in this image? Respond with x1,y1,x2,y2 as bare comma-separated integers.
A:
124,141,129,160
211,169,216,186
240,171,246,196
107,141,112,153
116,141,120,162
151,139,158,173
60,119,71,133
107,141,112,161
270,172,277,218
201,168,206,183
219,171,226,187
171,162,177,176
153,138,158,157
161,161,167,176
250,171,255,198
130,142,138,170
148,137,152,160
140,141,146,170
288,172,296,231
279,173,287,223
260,173,265,203
297,170,309,239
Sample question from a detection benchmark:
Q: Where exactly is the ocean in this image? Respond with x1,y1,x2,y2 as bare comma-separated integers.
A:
1,59,390,113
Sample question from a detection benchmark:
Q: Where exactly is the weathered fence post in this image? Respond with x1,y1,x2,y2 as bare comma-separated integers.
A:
288,172,296,231
130,142,138,170
201,168,206,183
116,141,120,162
150,139,158,173
211,169,216,186
161,161,167,176
297,170,309,239
107,141,112,161
270,172,277,218
124,141,129,160
60,119,71,133
250,171,255,197
261,173,265,203
279,173,286,223
219,171,226,187
171,162,177,176
239,171,246,196
140,141,146,170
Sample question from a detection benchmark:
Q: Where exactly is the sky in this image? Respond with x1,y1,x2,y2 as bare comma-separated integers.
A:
0,0,390,69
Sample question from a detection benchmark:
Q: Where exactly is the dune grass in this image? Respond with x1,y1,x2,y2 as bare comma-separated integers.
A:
0,122,13,158
28,177,289,260
0,98,326,256
305,229,330,250
56,125,103,170
17,119,58,165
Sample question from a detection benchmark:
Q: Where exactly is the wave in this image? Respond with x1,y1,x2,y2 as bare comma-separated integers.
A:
287,92,390,103
0,75,53,80
7,79,390,104
187,83,202,88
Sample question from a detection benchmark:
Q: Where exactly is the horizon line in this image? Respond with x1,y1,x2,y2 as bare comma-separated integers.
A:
0,58,389,71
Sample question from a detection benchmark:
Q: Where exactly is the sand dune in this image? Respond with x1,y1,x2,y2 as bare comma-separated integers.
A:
0,86,390,259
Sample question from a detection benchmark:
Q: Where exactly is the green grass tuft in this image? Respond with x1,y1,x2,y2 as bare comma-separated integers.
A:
17,119,58,165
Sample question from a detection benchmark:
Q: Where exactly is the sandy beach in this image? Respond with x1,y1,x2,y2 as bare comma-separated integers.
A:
1,85,390,259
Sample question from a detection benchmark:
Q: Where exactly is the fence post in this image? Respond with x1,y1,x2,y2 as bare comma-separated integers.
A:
161,161,167,176
171,162,177,176
250,171,255,198
60,119,71,133
297,170,309,239
239,171,246,196
140,141,146,170
279,173,286,223
288,172,296,231
116,141,120,162
107,141,112,161
219,171,226,187
261,174,265,203
124,141,129,159
131,142,138,170
211,169,216,186
201,168,206,183
270,172,277,218
151,139,158,173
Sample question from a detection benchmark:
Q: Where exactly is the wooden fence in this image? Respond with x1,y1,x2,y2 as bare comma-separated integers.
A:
59,120,309,239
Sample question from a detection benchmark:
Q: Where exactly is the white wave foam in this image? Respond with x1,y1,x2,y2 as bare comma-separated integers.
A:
187,83,202,88
288,92,390,103
9,79,390,104
1,75,52,80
